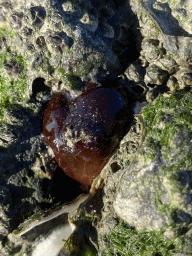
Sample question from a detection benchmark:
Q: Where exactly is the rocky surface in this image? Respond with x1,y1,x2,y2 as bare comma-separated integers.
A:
0,0,138,97
0,0,192,255
113,90,192,253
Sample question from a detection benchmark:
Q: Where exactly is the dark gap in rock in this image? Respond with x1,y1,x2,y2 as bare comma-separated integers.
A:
147,84,156,88
40,165,46,174
22,177,27,183
130,85,145,94
184,86,192,92
32,77,50,98
27,169,34,178
10,245,22,254
1,236,8,247
111,162,121,172
51,166,86,204
179,226,189,236
113,0,127,8
112,26,140,73
30,6,46,20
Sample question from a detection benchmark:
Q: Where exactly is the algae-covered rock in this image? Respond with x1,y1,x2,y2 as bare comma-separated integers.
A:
0,0,138,254
113,89,192,254
0,0,121,96
0,0,130,124
1,0,192,255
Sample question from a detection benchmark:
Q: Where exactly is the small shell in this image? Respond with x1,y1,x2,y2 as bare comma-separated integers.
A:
140,38,165,63
174,67,192,89
12,194,89,256
181,72,192,86
166,76,179,92
144,64,169,85
80,13,98,32
62,1,75,12
125,60,145,83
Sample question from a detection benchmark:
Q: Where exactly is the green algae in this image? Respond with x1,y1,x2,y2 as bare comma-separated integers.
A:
0,56,28,123
106,220,181,256
142,89,192,161
142,89,192,198
0,27,30,124
106,89,192,255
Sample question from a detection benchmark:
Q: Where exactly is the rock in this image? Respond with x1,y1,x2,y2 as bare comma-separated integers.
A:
140,38,165,63
0,0,138,253
144,64,169,85
166,76,179,92
1,0,192,255
131,0,192,67
0,0,126,98
112,89,192,254
155,55,179,75
127,0,192,97
125,59,146,83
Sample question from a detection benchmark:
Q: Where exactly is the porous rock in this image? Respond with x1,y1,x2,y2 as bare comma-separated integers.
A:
0,0,127,95
111,89,192,254
126,0,192,101
1,0,192,255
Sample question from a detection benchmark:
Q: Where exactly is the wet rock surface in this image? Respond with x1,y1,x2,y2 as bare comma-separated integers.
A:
0,0,138,95
0,0,192,255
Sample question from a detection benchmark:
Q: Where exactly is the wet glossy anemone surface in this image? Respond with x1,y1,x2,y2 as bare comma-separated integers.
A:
43,83,129,185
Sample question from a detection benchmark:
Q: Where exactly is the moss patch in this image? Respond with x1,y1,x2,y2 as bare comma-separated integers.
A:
107,90,192,255
0,57,28,123
142,88,192,202
106,220,181,256
0,29,29,123
142,89,192,162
